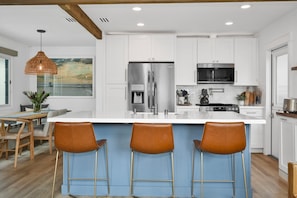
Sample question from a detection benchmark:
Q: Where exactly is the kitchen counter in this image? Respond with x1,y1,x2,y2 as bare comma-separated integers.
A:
48,111,265,198
48,111,265,124
276,111,297,119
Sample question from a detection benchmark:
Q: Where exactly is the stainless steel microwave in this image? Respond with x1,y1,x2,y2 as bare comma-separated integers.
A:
197,63,234,84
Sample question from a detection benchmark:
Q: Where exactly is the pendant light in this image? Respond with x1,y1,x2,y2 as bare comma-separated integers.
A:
24,29,57,75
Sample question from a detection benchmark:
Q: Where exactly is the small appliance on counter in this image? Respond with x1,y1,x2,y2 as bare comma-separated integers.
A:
199,89,209,105
283,98,297,113
176,89,190,105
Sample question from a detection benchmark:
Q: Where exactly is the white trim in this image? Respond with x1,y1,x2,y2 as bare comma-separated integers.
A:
264,33,291,155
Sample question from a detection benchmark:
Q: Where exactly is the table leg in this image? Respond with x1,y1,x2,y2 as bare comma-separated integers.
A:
29,121,34,160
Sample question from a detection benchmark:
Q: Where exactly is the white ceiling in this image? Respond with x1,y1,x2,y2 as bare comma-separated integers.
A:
0,1,297,47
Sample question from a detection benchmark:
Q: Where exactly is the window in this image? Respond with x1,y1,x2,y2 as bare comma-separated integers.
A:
272,45,288,107
37,58,94,97
0,55,10,105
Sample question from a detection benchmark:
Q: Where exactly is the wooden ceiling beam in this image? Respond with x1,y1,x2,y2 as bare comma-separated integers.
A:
59,4,102,39
0,0,292,5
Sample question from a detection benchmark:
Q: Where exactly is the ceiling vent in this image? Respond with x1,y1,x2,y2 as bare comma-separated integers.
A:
65,17,77,23
99,18,109,23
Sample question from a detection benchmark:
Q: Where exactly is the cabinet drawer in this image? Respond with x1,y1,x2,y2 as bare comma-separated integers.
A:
240,108,264,118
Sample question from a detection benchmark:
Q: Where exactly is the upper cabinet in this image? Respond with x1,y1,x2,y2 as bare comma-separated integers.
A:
176,37,197,85
197,38,234,63
129,34,175,62
234,38,258,86
106,35,128,84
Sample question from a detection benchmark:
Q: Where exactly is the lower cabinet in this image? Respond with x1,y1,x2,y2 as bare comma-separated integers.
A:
240,107,264,153
105,85,127,113
279,116,297,175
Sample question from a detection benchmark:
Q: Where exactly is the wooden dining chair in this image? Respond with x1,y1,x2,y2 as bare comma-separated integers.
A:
0,118,34,168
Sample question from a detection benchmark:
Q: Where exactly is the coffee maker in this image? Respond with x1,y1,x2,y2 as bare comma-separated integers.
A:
200,89,209,105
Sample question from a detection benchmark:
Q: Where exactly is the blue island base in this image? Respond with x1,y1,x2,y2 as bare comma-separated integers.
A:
61,124,252,198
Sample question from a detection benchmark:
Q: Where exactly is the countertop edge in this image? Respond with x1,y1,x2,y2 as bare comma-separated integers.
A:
276,112,297,119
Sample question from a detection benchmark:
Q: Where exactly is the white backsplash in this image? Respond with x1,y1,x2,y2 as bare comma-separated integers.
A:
176,84,252,105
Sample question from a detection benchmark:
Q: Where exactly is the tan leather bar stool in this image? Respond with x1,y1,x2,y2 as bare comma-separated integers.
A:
130,123,175,197
51,122,110,198
191,122,248,198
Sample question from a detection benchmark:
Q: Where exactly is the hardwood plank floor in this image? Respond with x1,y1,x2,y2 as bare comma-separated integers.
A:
0,143,288,198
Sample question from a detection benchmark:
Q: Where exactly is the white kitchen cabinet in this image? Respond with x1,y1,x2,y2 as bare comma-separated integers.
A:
197,38,234,63
240,106,264,153
279,116,297,175
105,35,128,112
176,37,197,85
105,85,127,113
128,34,175,61
234,38,258,86
106,35,128,84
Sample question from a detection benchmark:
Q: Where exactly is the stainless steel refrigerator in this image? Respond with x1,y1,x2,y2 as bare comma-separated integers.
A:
128,62,175,112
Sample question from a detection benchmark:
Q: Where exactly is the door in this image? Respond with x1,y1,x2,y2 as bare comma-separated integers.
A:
128,62,150,112
271,45,289,158
152,63,175,112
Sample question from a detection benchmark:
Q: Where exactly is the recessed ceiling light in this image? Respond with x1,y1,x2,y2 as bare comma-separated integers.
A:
225,21,233,26
132,7,142,11
137,23,144,27
241,4,251,9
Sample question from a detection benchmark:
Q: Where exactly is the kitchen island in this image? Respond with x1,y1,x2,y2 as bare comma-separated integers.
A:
48,111,265,198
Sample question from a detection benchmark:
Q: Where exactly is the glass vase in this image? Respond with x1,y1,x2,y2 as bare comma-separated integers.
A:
33,103,41,112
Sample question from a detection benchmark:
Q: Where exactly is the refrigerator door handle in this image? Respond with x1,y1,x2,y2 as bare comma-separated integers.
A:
148,71,151,109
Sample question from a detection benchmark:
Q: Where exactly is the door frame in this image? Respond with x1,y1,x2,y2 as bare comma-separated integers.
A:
264,33,292,155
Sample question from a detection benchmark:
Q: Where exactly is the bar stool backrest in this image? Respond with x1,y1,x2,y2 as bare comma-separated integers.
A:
54,122,99,153
130,123,174,154
200,122,246,154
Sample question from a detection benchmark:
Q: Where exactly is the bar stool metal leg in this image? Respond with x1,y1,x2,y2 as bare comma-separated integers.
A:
191,144,195,197
104,143,110,195
232,154,235,198
200,151,204,198
171,151,175,197
51,150,60,198
241,152,248,198
129,151,135,196
94,150,98,198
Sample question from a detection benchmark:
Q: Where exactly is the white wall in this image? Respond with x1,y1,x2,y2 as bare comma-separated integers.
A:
28,46,97,112
256,7,297,154
0,35,30,114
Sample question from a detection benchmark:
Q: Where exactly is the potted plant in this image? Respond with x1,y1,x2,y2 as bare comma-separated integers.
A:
23,90,50,112
236,93,246,106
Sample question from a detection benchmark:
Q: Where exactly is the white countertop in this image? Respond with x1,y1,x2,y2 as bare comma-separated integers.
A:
47,111,266,124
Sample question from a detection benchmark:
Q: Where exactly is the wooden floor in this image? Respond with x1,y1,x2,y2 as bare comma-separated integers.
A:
0,143,288,198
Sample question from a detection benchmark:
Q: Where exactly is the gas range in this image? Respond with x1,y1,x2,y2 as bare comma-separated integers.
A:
195,103,240,113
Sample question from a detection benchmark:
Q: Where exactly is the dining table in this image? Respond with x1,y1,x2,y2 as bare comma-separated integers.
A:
0,111,48,163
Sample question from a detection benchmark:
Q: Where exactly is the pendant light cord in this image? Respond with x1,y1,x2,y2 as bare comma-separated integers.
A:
37,29,45,52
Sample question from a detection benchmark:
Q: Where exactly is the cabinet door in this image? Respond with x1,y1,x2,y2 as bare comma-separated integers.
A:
106,35,128,84
240,107,264,152
279,117,295,174
176,38,197,85
129,35,151,61
234,38,258,86
197,38,234,63
197,38,212,63
214,38,234,63
105,85,127,113
151,35,175,61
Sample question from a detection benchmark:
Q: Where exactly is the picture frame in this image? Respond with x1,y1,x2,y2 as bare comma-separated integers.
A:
37,57,94,97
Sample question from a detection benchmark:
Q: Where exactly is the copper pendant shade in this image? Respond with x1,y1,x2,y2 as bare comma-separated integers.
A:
24,30,57,75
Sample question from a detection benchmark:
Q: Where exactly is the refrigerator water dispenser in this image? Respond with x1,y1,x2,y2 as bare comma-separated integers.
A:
131,84,144,104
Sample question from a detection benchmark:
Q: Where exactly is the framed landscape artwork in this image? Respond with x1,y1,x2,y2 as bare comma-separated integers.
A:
37,58,94,97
